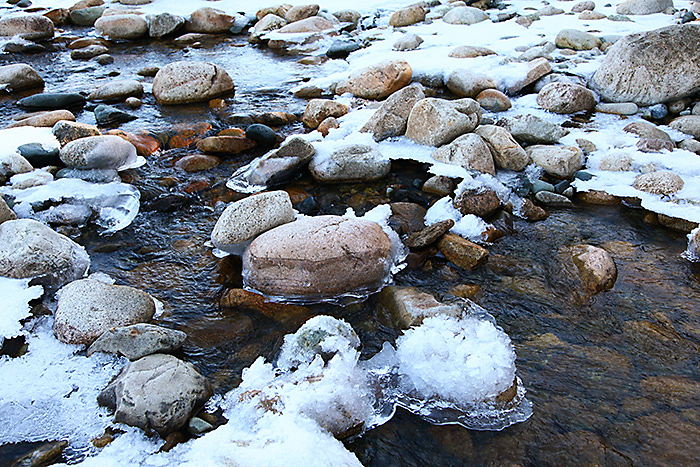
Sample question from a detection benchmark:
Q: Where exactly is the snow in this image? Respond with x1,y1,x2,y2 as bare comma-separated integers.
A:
0,277,43,343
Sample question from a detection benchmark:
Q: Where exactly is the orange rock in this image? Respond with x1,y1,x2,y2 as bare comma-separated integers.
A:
196,136,257,154
284,187,311,205
209,98,227,109
184,180,211,193
175,154,220,172
105,129,160,157
167,122,213,149
218,128,245,137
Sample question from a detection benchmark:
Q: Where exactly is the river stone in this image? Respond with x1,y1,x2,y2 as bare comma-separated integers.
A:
326,40,361,59
572,1,595,12
196,136,256,154
147,12,185,37
570,244,617,293
446,69,497,98
555,29,602,50
245,124,277,149
6,110,75,129
94,104,137,126
432,133,495,175
243,215,393,298
52,120,100,146
17,93,86,110
71,44,109,59
506,57,552,95
595,102,638,115
186,7,235,33
87,324,186,360
617,0,672,15
153,61,234,105
0,152,32,183
527,145,583,179
632,171,684,195
309,144,390,183
403,219,454,250
97,354,212,435
286,4,319,23
277,16,333,33
448,45,496,58
250,14,286,42
591,25,700,106
0,197,17,225
669,115,700,139
405,98,481,147
623,121,672,142
636,137,675,153
535,191,574,207
537,82,597,114
443,6,488,25
474,125,529,171
17,143,60,167
498,114,568,144
60,135,137,169
454,188,501,217
360,83,425,141
237,137,316,187
0,15,54,41
69,6,106,26
302,99,348,129
317,117,339,137
422,175,456,197
88,79,143,102
475,89,511,112
211,191,294,252
679,138,700,154
393,33,423,51
378,286,462,329
0,64,43,92
437,233,489,270
95,14,147,40
335,60,412,100
389,5,426,27
333,9,361,26
0,219,89,287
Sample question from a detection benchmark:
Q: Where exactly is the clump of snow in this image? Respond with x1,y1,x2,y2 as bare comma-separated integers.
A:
425,197,491,240
0,277,43,343
0,127,59,159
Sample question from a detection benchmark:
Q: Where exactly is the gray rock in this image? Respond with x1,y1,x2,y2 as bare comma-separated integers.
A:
211,191,295,253
572,1,596,13
0,14,54,41
443,6,488,25
599,153,633,171
87,324,187,360
378,286,461,329
595,102,638,115
309,144,390,182
97,354,212,435
52,120,100,146
679,138,700,154
393,33,423,51
669,115,700,139
0,219,89,287
0,152,32,184
93,104,137,126
535,191,574,206
432,133,495,175
498,114,568,144
60,135,137,170
422,175,456,197
632,171,684,195
449,45,497,58
232,137,316,188
446,69,496,98
474,125,529,171
537,82,597,114
623,121,672,142
360,83,425,141
636,137,675,153
69,6,106,26
555,28,602,50
0,64,43,92
527,145,584,178
71,44,109,60
617,0,672,15
0,197,17,225
95,14,147,40
152,61,234,105
88,79,143,102
405,98,481,146
146,12,185,38
186,7,235,33
326,40,361,59
538,5,564,15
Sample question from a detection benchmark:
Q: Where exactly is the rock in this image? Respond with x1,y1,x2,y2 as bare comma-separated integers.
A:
572,1,596,12
657,213,697,232
17,93,85,110
45,8,71,26
0,14,54,41
360,83,425,141
679,138,700,154
443,6,488,25
153,61,234,105
317,117,339,137
5,110,75,129
535,191,574,207
437,233,489,270
579,10,607,19
0,219,89,287
326,40,360,59
0,64,43,92
95,14,147,40
211,191,295,252
243,215,392,298
498,114,568,144
623,121,672,142
448,45,496,58
0,197,17,225
454,188,500,217
636,137,675,153
250,14,286,42
446,69,496,98
404,219,454,250
70,44,109,59
335,60,412,100
591,25,700,106
94,104,137,126
405,98,481,146
474,125,529,171
88,79,143,102
632,171,684,195
277,16,333,33
521,198,549,221
432,133,495,175
186,7,235,33
475,89,511,112
577,190,620,205
175,154,219,172
52,120,101,146
286,4,319,23
555,29,602,50
537,82,597,114
97,354,212,435
506,57,552,95
17,143,60,167
595,102,638,115
310,143,390,183
60,135,137,169
333,9,361,26
570,244,617,293
617,0,672,15
245,124,277,149
302,99,348,129
389,202,426,236
196,136,256,155
393,33,423,51
422,175,456,197
538,5,564,15
599,153,632,171
527,145,583,179
237,137,316,187
378,286,461,329
146,12,185,38
669,115,700,139
87,323,186,360
389,5,425,27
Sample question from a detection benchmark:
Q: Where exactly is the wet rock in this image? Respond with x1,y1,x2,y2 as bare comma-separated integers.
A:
245,124,277,149
95,14,147,40
404,219,454,250
71,44,108,59
124,97,142,109
196,136,256,155
570,244,617,293
153,61,234,105
389,5,425,27
636,137,674,153
520,198,549,221
657,213,698,233
10,441,67,467
0,64,43,92
446,69,496,98
0,219,89,287
238,137,315,187
393,33,423,51
474,125,529,171
69,6,106,26
536,430,629,467
576,190,621,205
669,115,700,139
437,233,489,270
443,6,488,25
389,202,426,235
52,120,100,146
360,83,424,141
422,175,456,197
17,93,85,110
6,110,75,129
0,14,54,41
432,133,495,175
498,114,568,144
175,154,219,172
87,323,186,360
146,12,185,38
244,215,392,298
88,79,143,102
406,98,481,146
286,4,319,23
94,104,137,126
60,135,137,169
17,142,60,167
335,60,412,100
186,7,235,33
506,57,552,95
617,0,672,15
310,144,390,183
0,198,17,225
97,354,212,435
555,28,601,50
632,171,684,195
475,89,511,112
326,39,360,59
448,45,496,58
454,188,500,218
537,82,597,114
527,145,583,179
378,286,461,329
333,9,361,26
302,99,348,129
211,191,294,252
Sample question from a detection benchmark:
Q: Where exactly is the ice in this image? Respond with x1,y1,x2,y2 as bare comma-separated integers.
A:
0,277,43,344
0,127,59,160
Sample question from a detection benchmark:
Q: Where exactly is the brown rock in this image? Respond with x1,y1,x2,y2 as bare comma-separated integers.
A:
378,286,461,329
277,16,333,33
105,130,160,157
506,57,552,95
623,121,672,142
422,175,456,197
302,99,348,129
474,125,529,171
404,219,454,250
335,60,412,100
317,117,339,137
153,61,234,105
536,82,597,114
570,244,617,293
576,190,621,205
167,123,212,149
45,8,70,26
448,45,496,58
475,89,512,112
175,154,220,172
196,136,257,155
220,288,309,320
657,213,698,232
285,4,320,23
389,202,426,235
432,133,495,175
186,7,235,33
521,198,549,221
454,188,501,218
0,197,17,225
437,233,489,270
389,5,426,27
636,137,675,153
448,283,480,299
52,120,100,146
7,110,75,129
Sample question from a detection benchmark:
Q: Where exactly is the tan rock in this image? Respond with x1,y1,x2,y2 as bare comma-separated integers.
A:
335,60,412,100
632,171,684,195
570,244,617,293
302,99,348,129
474,125,529,171
152,61,234,105
360,83,425,141
6,110,75,129
389,5,426,27
432,133,495,175
405,98,481,146
437,233,489,270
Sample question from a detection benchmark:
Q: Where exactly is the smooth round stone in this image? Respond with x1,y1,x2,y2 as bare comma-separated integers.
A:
309,143,391,183
94,14,147,40
17,143,61,167
94,104,137,126
0,64,44,92
17,93,86,110
632,171,684,195
595,102,638,115
70,44,108,59
326,40,360,59
245,124,277,149
152,61,234,105
60,135,137,170
87,323,187,360
88,79,143,102
475,89,511,112
175,154,220,172
536,82,597,114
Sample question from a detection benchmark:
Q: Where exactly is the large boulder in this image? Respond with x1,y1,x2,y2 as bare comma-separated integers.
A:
446,69,496,98
0,15,54,41
146,12,185,38
53,278,155,345
590,25,700,105
186,7,235,33
309,144,390,182
335,60,412,100
0,219,89,287
432,133,495,175
94,14,148,40
0,64,43,92
616,0,672,15
405,98,481,146
526,145,584,179
537,82,597,114
243,216,393,298
498,114,568,144
152,61,234,105
360,83,425,141
474,125,529,171
87,324,187,360
632,171,684,195
97,354,212,435
442,6,488,25
60,135,137,170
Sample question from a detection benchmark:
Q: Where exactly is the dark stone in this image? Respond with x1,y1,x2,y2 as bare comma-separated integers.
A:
389,202,426,236
94,104,137,126
245,123,277,149
3,41,45,54
404,219,454,250
453,188,501,218
326,40,361,59
17,142,61,168
296,196,318,215
95,54,114,65
554,180,570,194
574,170,593,181
17,93,86,110
69,6,107,27
681,11,696,24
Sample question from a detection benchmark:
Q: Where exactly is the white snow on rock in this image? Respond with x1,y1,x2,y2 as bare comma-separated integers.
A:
0,277,42,344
